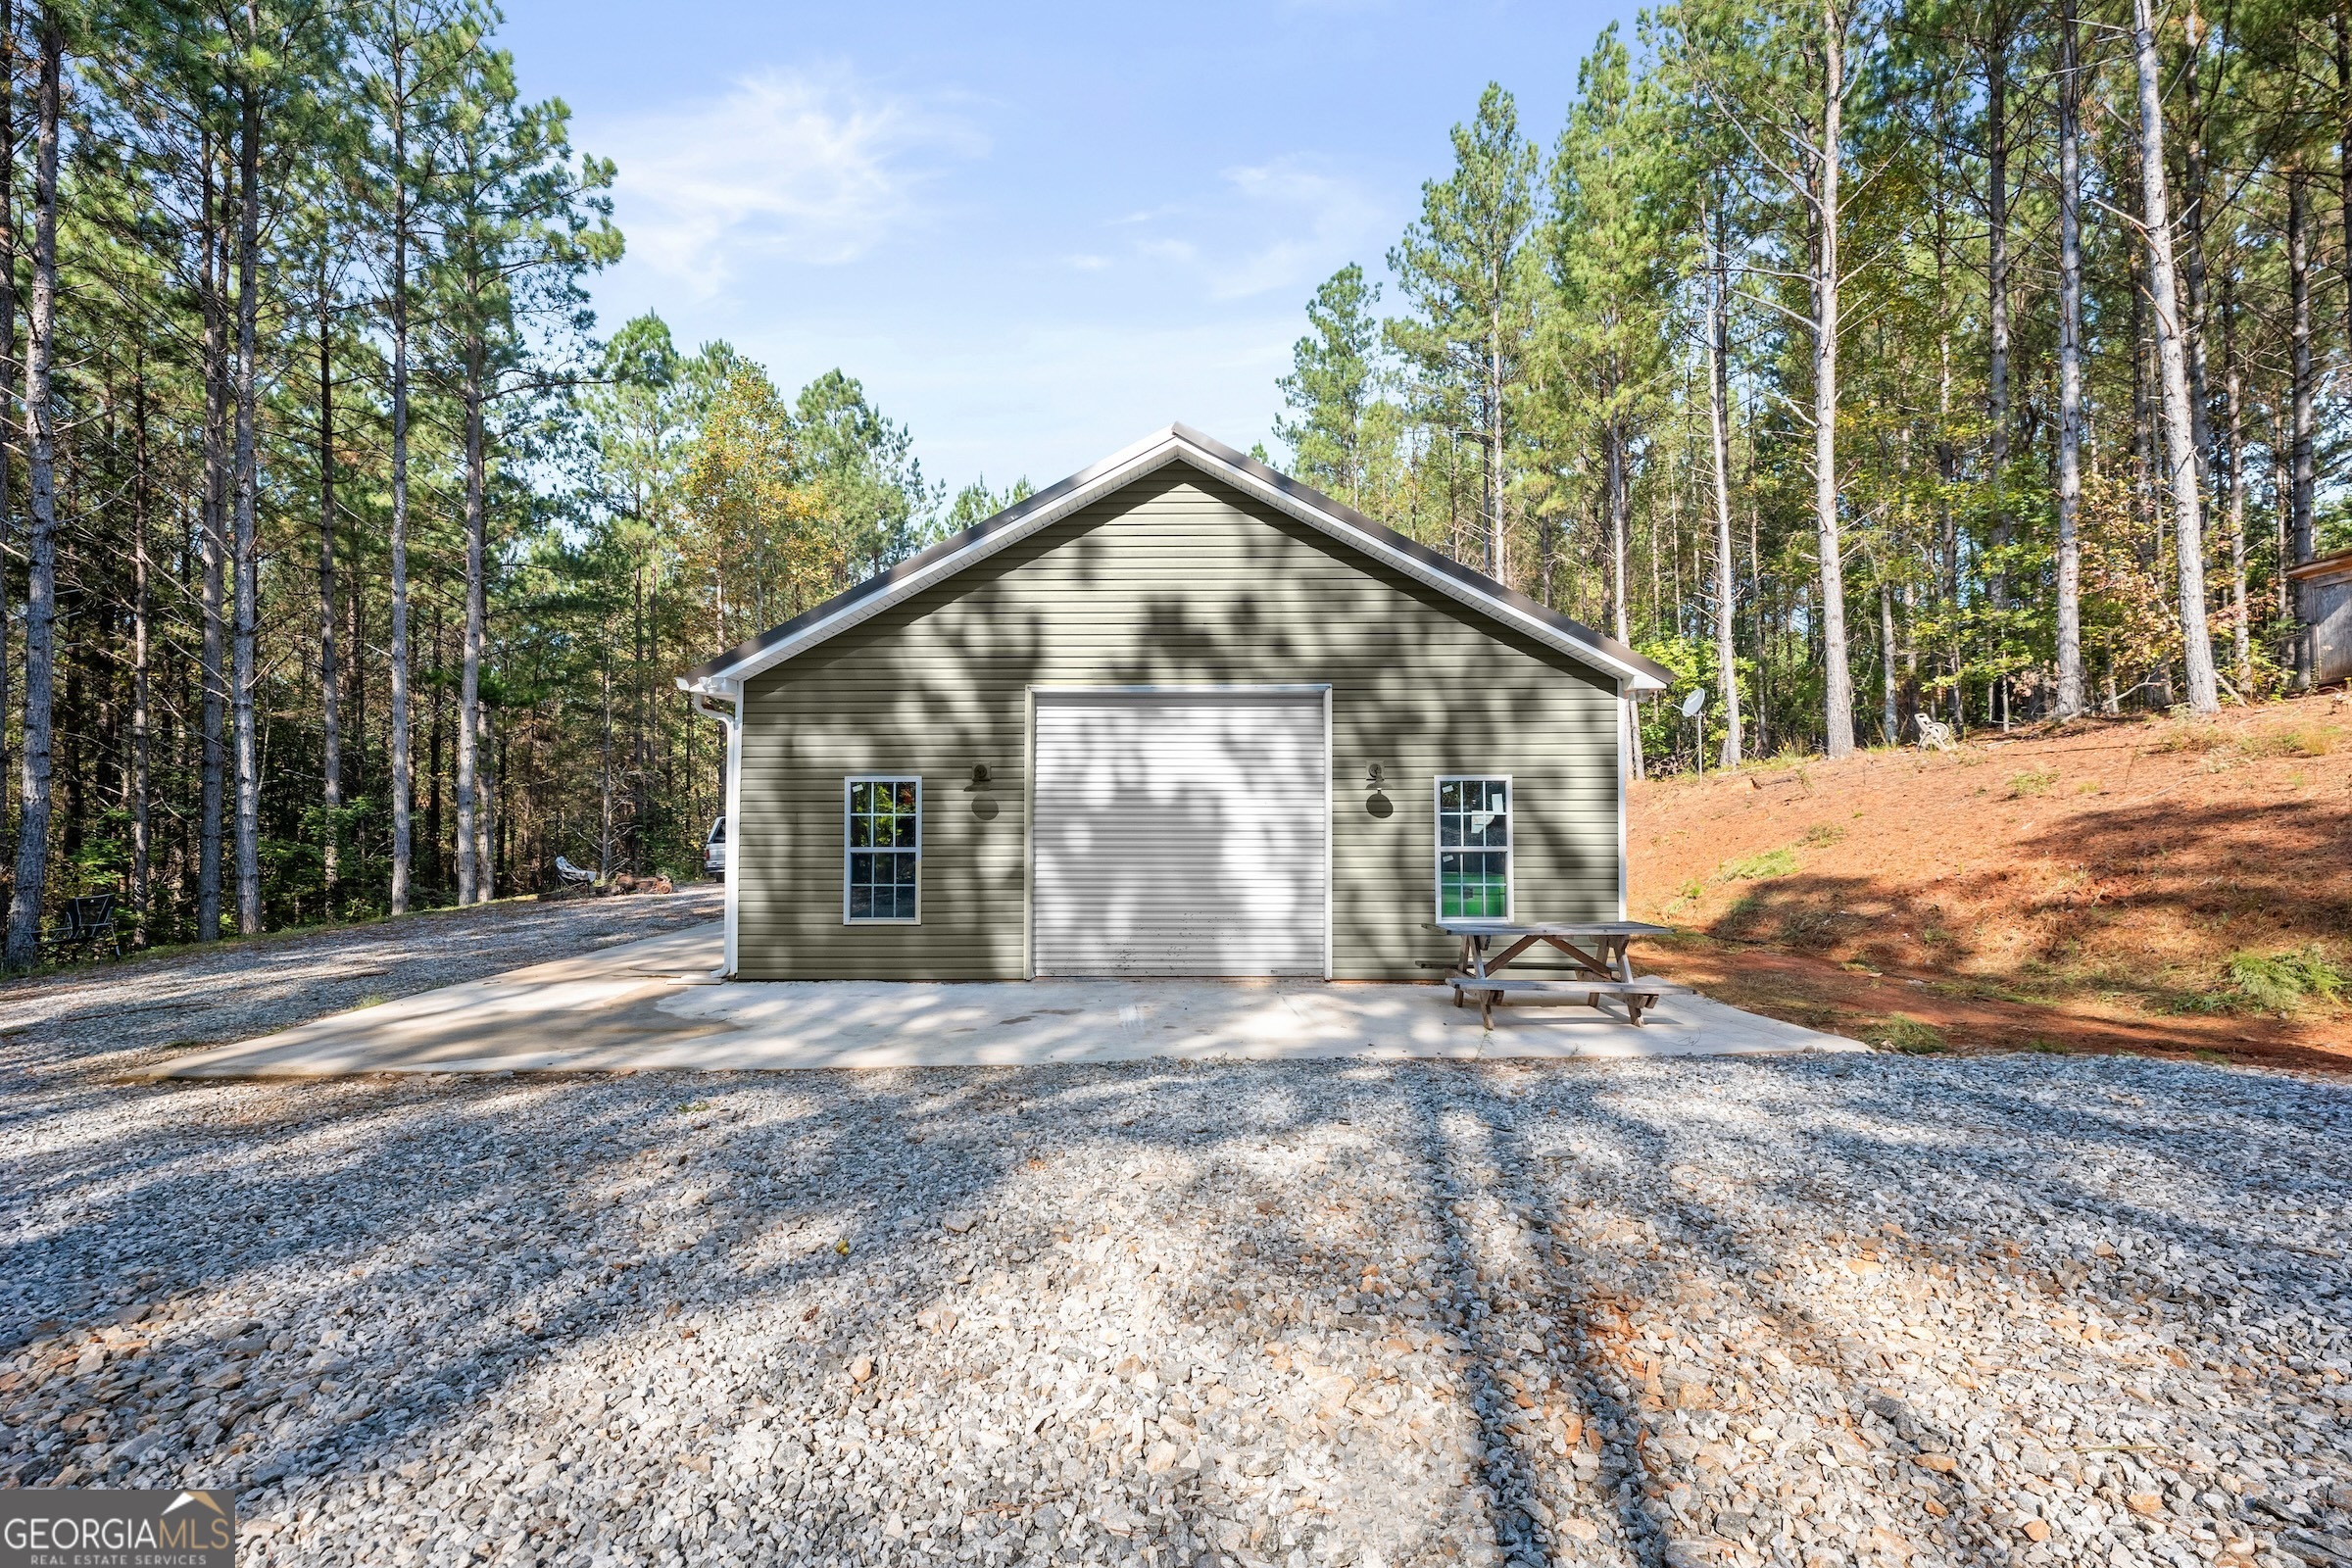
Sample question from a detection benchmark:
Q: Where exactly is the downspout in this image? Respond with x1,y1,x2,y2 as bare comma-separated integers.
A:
688,683,742,978
1615,680,1632,921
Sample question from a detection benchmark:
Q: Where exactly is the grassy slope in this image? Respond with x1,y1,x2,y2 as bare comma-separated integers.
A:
1627,690,2352,1071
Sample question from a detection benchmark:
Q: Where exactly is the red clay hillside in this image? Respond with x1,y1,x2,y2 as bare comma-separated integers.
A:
1628,690,2352,1072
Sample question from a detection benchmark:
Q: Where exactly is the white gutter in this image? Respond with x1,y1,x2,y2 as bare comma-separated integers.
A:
688,685,743,978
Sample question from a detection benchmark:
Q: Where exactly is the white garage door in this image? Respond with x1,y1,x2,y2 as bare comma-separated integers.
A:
1033,690,1328,975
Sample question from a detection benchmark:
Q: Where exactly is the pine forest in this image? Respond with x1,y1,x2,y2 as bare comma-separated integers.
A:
1,0,2344,954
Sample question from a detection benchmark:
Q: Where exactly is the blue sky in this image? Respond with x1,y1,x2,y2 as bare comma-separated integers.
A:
500,0,1642,496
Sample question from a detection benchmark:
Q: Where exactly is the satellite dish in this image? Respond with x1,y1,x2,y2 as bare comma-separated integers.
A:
1680,687,1707,718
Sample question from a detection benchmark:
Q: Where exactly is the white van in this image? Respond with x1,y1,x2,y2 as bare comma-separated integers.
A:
703,816,726,879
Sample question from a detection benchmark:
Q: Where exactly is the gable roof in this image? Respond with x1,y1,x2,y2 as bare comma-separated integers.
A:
677,423,1673,695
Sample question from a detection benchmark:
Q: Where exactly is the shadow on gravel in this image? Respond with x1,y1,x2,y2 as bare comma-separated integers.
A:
3,1053,2344,1567
10,1063,1492,1562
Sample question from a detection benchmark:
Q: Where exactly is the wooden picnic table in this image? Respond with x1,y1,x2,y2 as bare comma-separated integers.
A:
1436,919,1684,1028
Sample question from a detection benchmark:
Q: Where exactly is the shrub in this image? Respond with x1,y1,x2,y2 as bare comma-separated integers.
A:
2238,726,2337,760
1717,892,1765,931
1877,1014,1948,1054
1721,847,1798,881
2227,946,2348,1012
2146,727,2225,756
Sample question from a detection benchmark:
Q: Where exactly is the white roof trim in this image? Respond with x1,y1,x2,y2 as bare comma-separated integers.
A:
676,425,1669,695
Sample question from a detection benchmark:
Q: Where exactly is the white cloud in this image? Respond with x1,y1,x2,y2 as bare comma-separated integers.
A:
592,67,986,297
1120,157,1389,300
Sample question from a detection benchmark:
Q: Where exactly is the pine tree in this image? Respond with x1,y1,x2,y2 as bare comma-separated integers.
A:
1275,264,1382,509
1388,84,1537,586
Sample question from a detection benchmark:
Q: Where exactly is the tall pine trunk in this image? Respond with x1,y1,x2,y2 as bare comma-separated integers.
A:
132,350,153,946
1705,197,1742,765
599,656,614,874
1813,0,1857,757
1487,298,1506,585
2054,0,2086,719
455,347,487,904
387,28,415,914
2226,343,2249,688
0,0,17,846
317,270,341,905
2336,5,2352,368
2180,6,2215,483
1933,194,1962,731
1984,36,2010,612
4,19,62,968
230,82,263,934
2288,169,2315,569
477,700,496,899
1606,420,1628,646
346,542,364,797
2131,0,2220,714
2288,166,2317,686
198,135,227,941
1878,572,1897,745
635,562,654,864
1606,416,1642,780
2332,3,2352,371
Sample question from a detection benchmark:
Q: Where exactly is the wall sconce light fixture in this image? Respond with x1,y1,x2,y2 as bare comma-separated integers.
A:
971,763,992,785
1365,762,1385,789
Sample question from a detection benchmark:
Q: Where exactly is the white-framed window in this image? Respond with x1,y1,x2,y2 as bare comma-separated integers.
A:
844,776,920,923
1435,776,1511,920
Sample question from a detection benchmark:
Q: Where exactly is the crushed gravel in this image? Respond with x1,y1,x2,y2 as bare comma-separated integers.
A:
0,888,723,1079
3,1042,2346,1568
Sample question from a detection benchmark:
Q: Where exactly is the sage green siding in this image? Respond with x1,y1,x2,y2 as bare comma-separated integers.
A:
736,466,1623,979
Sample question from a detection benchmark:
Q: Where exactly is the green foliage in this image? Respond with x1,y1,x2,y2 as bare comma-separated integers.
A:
1385,84,1539,574
1276,265,1383,508
1799,822,1846,847
1877,1015,1949,1054
945,475,1033,533
1273,0,2329,769
1721,847,1797,881
794,368,934,566
2227,947,2347,1012
2237,726,2337,760
2006,769,2058,798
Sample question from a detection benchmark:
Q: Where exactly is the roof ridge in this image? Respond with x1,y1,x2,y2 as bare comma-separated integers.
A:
677,426,1673,692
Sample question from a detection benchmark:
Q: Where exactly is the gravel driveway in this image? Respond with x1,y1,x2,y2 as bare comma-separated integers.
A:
4,1018,2346,1567
0,889,722,1084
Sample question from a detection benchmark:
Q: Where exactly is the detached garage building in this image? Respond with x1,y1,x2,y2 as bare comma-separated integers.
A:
678,425,1669,981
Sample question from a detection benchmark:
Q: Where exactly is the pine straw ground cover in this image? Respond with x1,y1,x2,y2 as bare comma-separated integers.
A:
1628,691,2352,1073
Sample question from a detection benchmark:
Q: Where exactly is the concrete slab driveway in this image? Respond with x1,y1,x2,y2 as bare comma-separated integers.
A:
161,922,1857,1076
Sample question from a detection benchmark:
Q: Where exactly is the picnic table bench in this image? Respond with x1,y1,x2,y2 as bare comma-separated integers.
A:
43,893,119,961
1439,919,1687,1028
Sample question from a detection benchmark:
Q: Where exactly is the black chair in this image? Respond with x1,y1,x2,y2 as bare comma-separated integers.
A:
42,893,119,960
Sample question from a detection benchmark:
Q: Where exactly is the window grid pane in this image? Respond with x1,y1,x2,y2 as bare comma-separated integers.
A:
846,778,920,921
1437,778,1509,920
